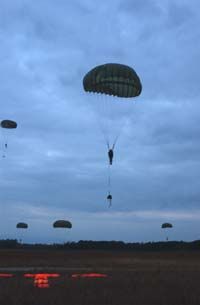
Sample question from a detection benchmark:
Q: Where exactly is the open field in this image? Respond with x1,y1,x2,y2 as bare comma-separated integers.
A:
0,249,200,304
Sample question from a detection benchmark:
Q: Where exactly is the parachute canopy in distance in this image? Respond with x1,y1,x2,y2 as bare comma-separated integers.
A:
1,120,17,129
53,220,72,229
16,222,28,229
161,223,173,229
83,63,142,98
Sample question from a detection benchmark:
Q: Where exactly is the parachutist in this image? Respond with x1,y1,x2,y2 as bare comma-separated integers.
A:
108,149,114,165
83,64,142,206
107,194,112,207
0,120,17,157
161,223,172,242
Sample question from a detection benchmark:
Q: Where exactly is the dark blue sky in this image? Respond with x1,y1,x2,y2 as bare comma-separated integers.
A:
0,0,200,243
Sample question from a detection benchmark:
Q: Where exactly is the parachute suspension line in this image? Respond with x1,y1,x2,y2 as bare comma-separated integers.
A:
111,106,130,150
108,164,111,192
104,93,130,150
97,119,110,149
102,93,111,146
94,94,110,148
98,93,116,147
107,164,112,207
112,125,123,149
94,93,127,150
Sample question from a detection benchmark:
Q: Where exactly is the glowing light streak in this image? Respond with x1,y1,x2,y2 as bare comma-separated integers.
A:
24,273,60,288
0,273,14,278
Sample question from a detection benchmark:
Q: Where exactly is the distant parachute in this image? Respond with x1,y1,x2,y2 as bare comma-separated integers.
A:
53,220,72,229
0,119,17,157
1,120,17,129
16,222,28,229
161,223,173,241
107,194,112,207
161,223,173,229
16,222,28,244
83,63,142,205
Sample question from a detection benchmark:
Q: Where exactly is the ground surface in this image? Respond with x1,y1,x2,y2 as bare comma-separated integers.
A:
0,249,200,305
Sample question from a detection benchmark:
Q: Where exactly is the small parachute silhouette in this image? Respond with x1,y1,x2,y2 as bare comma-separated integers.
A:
107,194,112,207
53,220,72,229
0,119,17,157
16,222,28,244
16,222,28,229
161,223,173,229
161,223,173,241
1,120,17,129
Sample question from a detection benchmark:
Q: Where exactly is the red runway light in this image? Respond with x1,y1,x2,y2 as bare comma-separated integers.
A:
0,273,13,278
38,283,49,288
24,273,60,278
24,273,60,288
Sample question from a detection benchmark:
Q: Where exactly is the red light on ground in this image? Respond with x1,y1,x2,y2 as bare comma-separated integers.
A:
72,273,108,278
37,283,50,288
24,273,60,288
34,278,49,288
24,273,60,278
0,273,13,278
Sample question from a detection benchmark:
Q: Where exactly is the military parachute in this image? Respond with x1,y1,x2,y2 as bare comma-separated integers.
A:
53,220,72,229
16,222,28,229
161,223,173,241
83,63,142,205
1,120,17,129
161,223,173,229
83,63,142,97
0,119,17,157
53,220,72,244
16,222,28,244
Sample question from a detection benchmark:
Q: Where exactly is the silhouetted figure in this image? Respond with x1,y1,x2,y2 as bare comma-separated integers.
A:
107,194,112,207
5,143,7,149
108,149,114,165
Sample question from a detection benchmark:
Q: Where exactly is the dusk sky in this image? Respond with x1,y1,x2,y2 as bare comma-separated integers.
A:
0,0,200,243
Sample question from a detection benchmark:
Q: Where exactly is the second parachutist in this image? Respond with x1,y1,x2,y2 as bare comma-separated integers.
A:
107,194,112,207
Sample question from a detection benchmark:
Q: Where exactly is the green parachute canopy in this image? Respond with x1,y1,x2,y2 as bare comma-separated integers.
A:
83,63,142,98
16,222,28,229
161,223,173,229
1,120,17,129
53,220,72,229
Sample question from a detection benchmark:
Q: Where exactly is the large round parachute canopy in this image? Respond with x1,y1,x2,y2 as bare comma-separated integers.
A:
161,223,173,229
1,120,17,129
16,222,28,229
83,63,142,98
53,220,72,229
